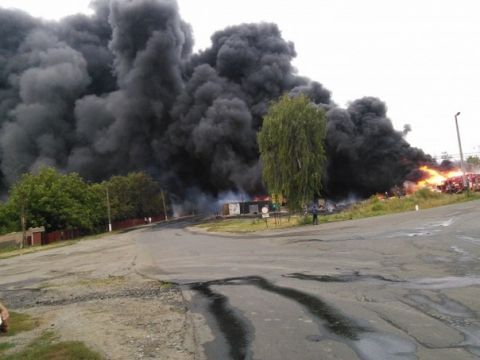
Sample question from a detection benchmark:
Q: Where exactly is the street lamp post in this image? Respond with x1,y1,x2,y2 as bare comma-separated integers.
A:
454,112,468,192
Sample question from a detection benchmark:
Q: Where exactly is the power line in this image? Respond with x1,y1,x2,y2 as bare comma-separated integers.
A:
431,151,480,160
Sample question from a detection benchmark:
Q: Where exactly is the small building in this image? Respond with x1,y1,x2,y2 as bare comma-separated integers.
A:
222,200,273,216
28,227,45,246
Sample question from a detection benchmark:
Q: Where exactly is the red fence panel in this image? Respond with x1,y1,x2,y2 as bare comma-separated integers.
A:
111,214,165,231
151,214,166,222
43,213,166,244
111,218,144,230
43,229,83,245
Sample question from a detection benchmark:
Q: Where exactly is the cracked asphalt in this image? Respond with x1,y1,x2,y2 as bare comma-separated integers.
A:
1,200,480,359
136,200,480,359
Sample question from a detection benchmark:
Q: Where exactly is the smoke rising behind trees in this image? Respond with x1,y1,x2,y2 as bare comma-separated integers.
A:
0,0,431,202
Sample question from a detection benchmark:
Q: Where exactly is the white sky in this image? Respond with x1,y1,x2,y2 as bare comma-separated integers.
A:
1,0,479,160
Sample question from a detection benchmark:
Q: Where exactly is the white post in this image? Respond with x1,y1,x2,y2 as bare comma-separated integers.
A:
106,187,112,232
454,112,468,192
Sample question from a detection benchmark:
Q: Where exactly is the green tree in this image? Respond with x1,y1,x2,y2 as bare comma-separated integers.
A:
467,155,480,170
0,202,17,235
7,167,105,232
258,94,327,211
104,172,167,221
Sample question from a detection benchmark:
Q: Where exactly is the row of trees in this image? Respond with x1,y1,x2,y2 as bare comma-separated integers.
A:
0,94,326,237
0,168,169,235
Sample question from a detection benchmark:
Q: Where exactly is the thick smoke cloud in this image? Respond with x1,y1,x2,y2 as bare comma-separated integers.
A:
324,97,430,197
1,28,91,184
160,23,313,195
66,0,191,181
0,0,430,202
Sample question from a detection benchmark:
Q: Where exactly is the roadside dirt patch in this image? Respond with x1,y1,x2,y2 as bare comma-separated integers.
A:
0,231,196,360
1,273,195,359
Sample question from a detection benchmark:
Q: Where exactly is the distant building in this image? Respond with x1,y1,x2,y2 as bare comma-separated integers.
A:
222,198,273,216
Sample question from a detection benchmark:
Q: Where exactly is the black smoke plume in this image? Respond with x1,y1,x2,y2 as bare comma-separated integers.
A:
324,97,431,198
0,0,430,202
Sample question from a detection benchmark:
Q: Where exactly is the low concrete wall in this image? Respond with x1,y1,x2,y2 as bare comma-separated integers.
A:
0,227,46,247
0,232,21,248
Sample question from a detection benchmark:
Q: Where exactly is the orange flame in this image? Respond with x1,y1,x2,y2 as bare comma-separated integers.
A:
417,166,463,188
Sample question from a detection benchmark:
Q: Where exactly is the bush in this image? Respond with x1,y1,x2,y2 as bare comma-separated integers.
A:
297,215,312,225
413,188,442,200
370,197,385,212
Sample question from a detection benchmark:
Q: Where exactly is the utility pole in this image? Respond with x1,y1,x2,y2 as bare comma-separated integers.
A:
454,112,469,194
161,190,168,221
20,199,26,249
106,186,112,232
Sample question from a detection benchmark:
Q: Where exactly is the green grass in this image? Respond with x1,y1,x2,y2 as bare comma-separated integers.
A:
0,244,18,253
2,331,102,360
4,311,39,337
196,190,480,233
0,342,15,354
0,313,101,359
0,240,78,260
318,189,480,224
0,311,38,356
196,216,300,233
0,230,120,260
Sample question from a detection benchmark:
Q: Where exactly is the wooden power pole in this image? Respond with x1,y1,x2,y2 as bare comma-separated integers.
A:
161,190,168,221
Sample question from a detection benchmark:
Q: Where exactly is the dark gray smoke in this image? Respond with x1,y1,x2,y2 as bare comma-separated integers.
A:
0,0,430,201
324,97,431,198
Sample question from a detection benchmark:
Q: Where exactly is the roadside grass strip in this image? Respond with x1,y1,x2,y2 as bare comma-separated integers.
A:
196,190,480,233
0,311,39,355
5,311,39,337
0,342,15,354
320,189,480,223
196,217,300,233
0,241,78,260
0,231,119,260
0,311,101,359
2,331,102,360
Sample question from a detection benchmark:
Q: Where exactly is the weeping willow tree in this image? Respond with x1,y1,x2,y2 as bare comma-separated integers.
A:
258,94,327,211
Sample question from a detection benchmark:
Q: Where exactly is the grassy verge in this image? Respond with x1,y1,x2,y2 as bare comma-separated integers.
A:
0,231,120,260
196,216,300,233
0,342,15,353
5,311,40,337
0,311,39,355
2,331,102,360
196,190,480,233
320,189,480,223
0,240,78,260
0,312,101,359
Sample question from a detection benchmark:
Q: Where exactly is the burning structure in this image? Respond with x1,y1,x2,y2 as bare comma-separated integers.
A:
0,0,432,205
408,165,480,194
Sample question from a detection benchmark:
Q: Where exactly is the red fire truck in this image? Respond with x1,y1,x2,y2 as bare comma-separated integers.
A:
437,173,480,193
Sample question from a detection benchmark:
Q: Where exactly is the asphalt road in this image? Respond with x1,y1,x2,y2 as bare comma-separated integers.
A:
135,200,480,360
